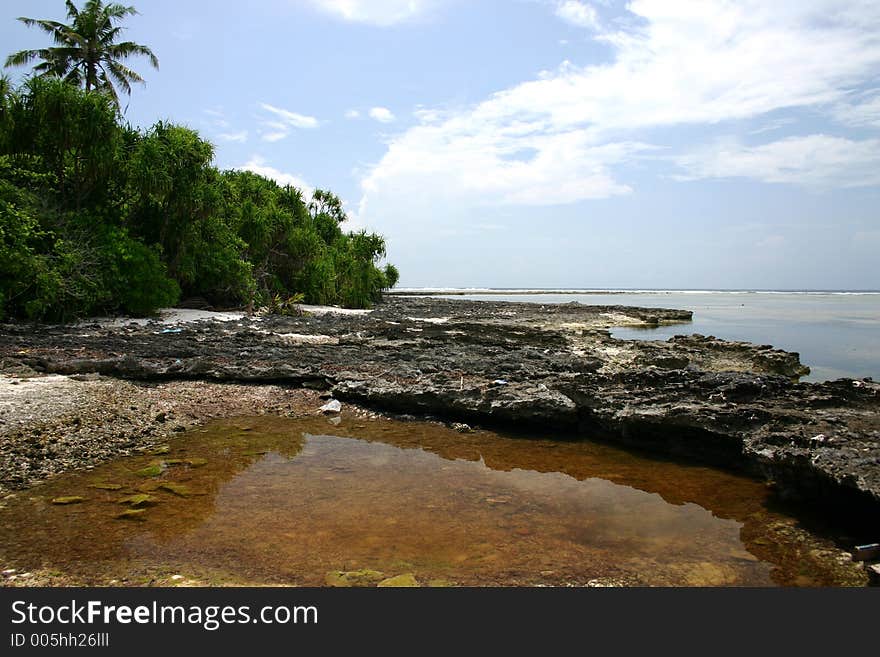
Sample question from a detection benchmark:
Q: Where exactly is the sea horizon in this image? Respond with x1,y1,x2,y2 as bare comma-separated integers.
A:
393,287,880,295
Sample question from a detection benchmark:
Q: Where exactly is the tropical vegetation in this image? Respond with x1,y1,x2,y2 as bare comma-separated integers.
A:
0,2,398,321
5,0,159,108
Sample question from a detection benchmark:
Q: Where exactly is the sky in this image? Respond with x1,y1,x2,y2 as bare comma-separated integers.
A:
2,0,879,290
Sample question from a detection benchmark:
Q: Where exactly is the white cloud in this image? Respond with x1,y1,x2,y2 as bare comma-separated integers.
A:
238,156,314,199
203,108,248,143
260,103,319,130
303,0,442,26
749,118,797,135
675,135,880,188
833,90,880,129
203,107,230,129
555,1,599,30
217,131,249,143
345,109,361,119
357,0,880,231
368,107,396,123
258,103,320,142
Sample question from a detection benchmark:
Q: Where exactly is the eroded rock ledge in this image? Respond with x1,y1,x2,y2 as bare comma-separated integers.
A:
1,296,878,525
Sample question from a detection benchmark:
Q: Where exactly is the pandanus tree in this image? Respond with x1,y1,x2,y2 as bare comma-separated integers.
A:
5,0,158,108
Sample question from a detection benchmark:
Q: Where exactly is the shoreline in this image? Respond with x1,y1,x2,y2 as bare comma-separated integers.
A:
1,295,878,536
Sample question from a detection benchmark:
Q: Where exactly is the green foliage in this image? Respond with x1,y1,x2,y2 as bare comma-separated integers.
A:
0,78,398,321
99,225,180,316
5,77,121,210
262,292,306,317
383,263,400,289
6,0,159,108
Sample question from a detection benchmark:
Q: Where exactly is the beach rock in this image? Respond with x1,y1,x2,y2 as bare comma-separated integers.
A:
324,569,385,587
867,564,880,586
377,573,419,587
1,295,877,529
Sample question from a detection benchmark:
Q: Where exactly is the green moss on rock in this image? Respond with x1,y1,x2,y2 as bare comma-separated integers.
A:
324,570,386,587
377,573,419,587
51,496,85,505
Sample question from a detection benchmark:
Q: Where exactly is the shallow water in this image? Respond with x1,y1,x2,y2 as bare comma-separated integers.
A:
0,415,864,586
448,292,880,382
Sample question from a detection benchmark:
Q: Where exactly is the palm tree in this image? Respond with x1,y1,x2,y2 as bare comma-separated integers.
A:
5,0,158,108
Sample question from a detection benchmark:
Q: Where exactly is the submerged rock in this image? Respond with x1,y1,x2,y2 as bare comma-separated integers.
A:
324,569,385,587
88,483,122,491
134,463,163,478
164,458,207,468
377,573,419,587
158,482,194,497
50,496,84,505
117,494,158,508
115,508,147,521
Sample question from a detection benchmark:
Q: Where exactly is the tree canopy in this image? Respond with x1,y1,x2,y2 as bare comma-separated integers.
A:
0,78,398,321
5,0,159,107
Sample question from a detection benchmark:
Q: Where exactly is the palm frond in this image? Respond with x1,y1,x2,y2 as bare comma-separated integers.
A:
5,49,40,68
13,0,157,108
17,18,71,44
65,0,81,21
96,67,120,107
104,4,139,20
104,60,134,97
107,41,159,69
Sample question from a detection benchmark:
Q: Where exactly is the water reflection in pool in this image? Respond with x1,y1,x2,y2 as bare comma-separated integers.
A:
0,414,865,586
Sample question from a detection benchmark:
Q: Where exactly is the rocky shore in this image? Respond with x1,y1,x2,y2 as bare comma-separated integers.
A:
1,296,878,531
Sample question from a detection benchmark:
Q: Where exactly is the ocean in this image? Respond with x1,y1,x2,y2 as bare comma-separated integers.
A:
401,290,880,382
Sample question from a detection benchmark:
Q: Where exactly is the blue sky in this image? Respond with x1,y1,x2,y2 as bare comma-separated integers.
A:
2,0,879,289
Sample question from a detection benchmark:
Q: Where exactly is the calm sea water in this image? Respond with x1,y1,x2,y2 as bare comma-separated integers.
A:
422,291,880,382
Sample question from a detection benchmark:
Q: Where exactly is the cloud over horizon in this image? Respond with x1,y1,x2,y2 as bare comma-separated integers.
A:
357,0,880,234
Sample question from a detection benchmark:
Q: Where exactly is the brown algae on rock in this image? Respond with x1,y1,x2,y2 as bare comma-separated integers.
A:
88,483,122,491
